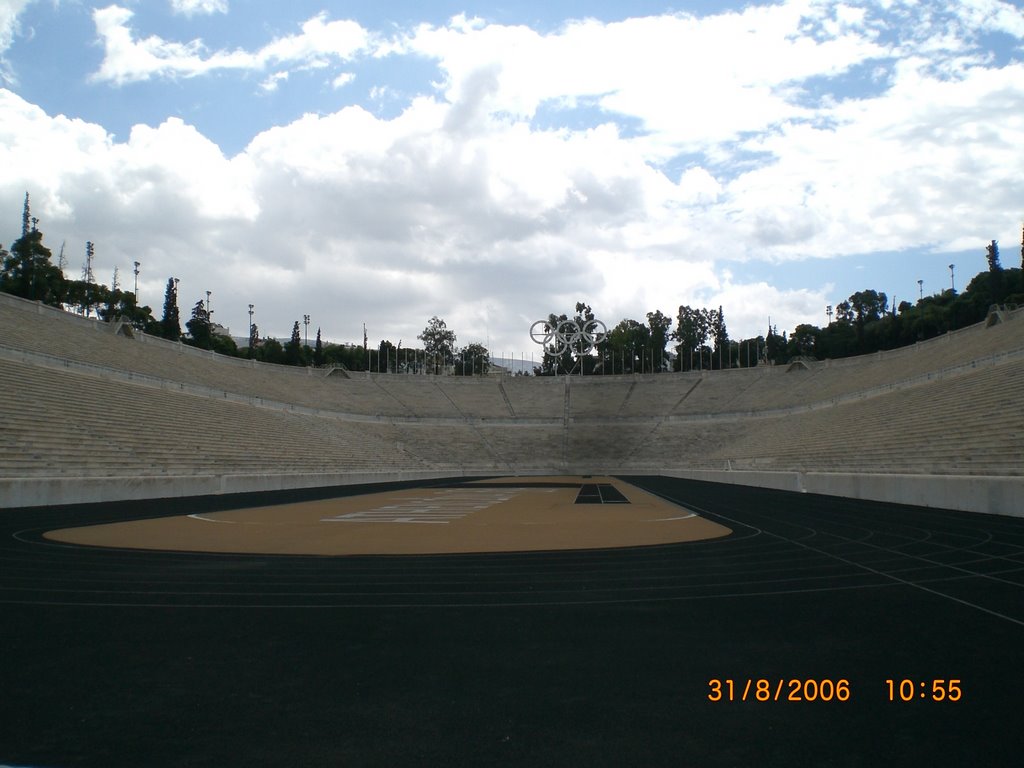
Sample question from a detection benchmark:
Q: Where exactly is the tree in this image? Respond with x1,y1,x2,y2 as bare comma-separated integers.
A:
455,342,490,375
534,312,570,376
21,192,31,237
835,300,854,324
694,308,712,370
736,335,764,368
80,241,96,317
159,278,181,340
986,240,1002,272
571,301,600,373
284,321,304,365
1019,226,1024,297
533,302,598,375
607,318,649,374
646,310,673,372
418,316,456,373
847,289,887,351
211,334,239,357
259,337,285,364
185,298,212,349
765,323,787,364
985,239,1009,304
313,327,324,367
0,196,65,306
321,340,374,372
374,339,397,372
788,324,818,358
248,322,259,359
672,305,717,371
710,306,729,369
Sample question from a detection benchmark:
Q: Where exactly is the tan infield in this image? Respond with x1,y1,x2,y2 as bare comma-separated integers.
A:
44,476,732,555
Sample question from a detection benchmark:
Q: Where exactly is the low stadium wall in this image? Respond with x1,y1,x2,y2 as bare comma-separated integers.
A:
657,468,1024,518
0,470,493,509
4,465,1021,518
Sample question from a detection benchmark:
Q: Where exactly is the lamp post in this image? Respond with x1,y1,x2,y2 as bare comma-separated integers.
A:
826,304,833,325
303,314,310,349
133,261,140,302
206,290,212,323
949,264,955,293
917,279,923,302
247,304,254,358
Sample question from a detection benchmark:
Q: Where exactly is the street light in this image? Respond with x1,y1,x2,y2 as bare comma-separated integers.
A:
949,264,955,293
826,304,833,325
206,290,212,322
917,279,923,302
133,261,140,302
303,314,310,349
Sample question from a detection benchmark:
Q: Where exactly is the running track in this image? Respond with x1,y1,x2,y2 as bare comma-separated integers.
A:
2,477,1022,766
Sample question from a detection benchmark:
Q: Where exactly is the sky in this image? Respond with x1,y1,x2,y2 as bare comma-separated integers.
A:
1,0,1023,358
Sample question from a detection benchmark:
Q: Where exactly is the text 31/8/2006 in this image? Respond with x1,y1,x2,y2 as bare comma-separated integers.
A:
707,679,850,702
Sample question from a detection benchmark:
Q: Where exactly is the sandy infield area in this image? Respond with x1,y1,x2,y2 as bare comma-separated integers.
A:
44,476,732,555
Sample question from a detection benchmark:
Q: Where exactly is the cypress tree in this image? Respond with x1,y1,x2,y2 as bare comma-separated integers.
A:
186,298,212,349
313,327,324,367
986,240,1006,303
986,240,1002,272
0,198,64,306
21,192,30,238
160,278,181,340
285,321,303,365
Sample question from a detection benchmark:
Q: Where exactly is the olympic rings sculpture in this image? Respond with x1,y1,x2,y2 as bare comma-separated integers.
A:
530,318,607,355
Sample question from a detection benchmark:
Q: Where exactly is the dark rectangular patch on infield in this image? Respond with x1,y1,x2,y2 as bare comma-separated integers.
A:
598,485,628,503
575,484,629,504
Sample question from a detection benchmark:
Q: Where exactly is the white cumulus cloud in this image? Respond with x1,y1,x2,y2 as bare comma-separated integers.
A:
91,6,373,85
0,0,34,83
2,0,1024,348
169,0,228,17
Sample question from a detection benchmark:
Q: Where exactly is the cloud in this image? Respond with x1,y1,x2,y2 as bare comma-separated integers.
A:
947,0,1024,38
724,57,1024,258
0,0,32,50
331,72,354,89
401,3,892,154
169,0,228,17
91,5,373,85
3,1,1024,348
259,71,288,92
0,0,34,84
0,87,257,240
709,279,831,341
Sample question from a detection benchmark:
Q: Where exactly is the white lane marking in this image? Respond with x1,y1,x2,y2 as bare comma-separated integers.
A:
188,514,234,524
650,514,698,521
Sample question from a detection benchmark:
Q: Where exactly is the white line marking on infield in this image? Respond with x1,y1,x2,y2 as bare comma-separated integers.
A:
188,514,234,524
321,489,517,524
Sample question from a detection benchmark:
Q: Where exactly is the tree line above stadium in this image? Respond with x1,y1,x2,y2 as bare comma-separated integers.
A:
2,193,1022,375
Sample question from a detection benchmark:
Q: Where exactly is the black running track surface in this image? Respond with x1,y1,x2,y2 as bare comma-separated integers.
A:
2,476,1023,767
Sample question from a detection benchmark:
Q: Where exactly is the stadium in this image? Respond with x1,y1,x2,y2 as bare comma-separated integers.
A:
2,289,1024,766
3,290,1023,511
